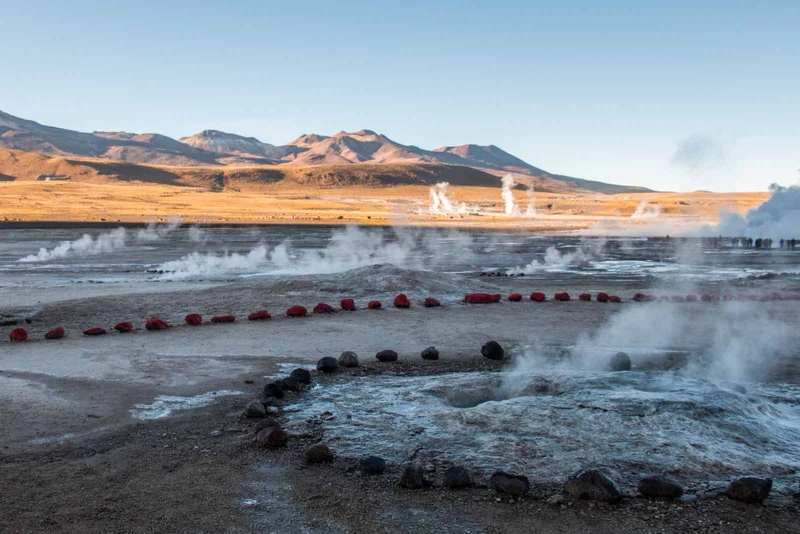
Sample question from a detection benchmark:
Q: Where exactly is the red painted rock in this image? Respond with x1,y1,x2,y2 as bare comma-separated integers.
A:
769,292,783,301
424,297,441,308
45,327,65,340
596,292,609,303
211,315,235,323
671,295,685,302
256,426,288,448
633,293,648,302
145,317,170,331
723,294,734,301
701,293,713,302
464,293,501,304
340,299,356,311
247,310,271,321
83,327,106,336
659,296,670,301
608,295,622,303
554,292,571,302
508,293,523,302
313,303,336,314
185,313,203,326
367,300,382,309
579,293,592,301
286,305,308,317
685,294,698,302
394,294,411,308
9,328,27,343
530,292,547,302
114,321,133,333
646,294,657,302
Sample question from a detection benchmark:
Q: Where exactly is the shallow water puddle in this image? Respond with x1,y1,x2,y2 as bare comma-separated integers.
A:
130,390,244,420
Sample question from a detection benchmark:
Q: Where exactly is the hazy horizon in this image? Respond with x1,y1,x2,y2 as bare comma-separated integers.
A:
1,1,797,192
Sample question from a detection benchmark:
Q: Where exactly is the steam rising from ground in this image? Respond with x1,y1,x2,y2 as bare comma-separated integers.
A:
428,182,469,215
700,184,800,240
156,225,475,279
507,238,606,274
631,200,661,219
18,219,189,262
501,174,519,215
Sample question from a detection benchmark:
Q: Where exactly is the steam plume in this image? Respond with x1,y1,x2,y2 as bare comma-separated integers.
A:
701,184,800,240
501,174,519,215
19,228,128,262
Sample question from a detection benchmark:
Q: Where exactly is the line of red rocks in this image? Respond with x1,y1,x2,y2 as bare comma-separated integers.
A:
6,290,799,343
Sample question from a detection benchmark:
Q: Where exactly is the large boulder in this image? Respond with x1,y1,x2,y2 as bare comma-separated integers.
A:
727,476,772,504
376,350,399,362
286,305,308,317
256,426,287,448
399,465,431,489
83,327,106,336
44,326,65,340
282,376,301,392
245,400,267,418
305,443,334,464
490,471,530,497
423,297,441,308
263,382,285,399
367,300,382,309
609,352,632,371
464,293,501,304
443,466,474,489
248,310,271,321
290,368,312,385
317,356,338,373
360,456,386,475
340,298,356,311
338,351,359,367
211,315,235,323
564,469,623,503
530,292,546,302
145,317,169,331
637,475,684,499
9,328,27,343
508,293,523,302
185,313,203,326
481,340,505,361
114,321,133,333
394,294,411,308
313,303,336,314
421,346,439,360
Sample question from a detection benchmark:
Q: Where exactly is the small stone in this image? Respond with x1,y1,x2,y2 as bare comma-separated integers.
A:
564,469,623,503
489,471,530,497
317,356,338,373
443,466,474,489
256,426,287,448
360,456,387,475
263,382,285,399
376,349,398,362
547,494,566,506
481,341,505,361
638,475,684,499
399,464,431,489
305,443,334,464
254,418,281,432
610,352,632,371
421,347,440,360
245,400,267,418
727,476,772,503
290,368,312,385
339,351,359,368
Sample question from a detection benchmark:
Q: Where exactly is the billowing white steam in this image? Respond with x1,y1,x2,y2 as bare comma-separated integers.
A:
188,226,206,243
700,184,800,240
501,174,519,215
156,225,475,279
507,238,606,274
19,227,128,262
136,217,182,242
631,200,662,219
525,183,536,216
19,219,186,262
428,182,469,215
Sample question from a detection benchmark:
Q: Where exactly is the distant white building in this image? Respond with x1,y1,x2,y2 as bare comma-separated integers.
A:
36,174,71,181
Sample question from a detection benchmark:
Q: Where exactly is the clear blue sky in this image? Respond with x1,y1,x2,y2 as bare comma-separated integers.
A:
1,1,797,191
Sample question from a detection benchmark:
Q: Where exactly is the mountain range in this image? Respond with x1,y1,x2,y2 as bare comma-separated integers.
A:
0,110,648,193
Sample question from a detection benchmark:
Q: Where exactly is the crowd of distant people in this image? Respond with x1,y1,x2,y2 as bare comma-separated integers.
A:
701,237,798,249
